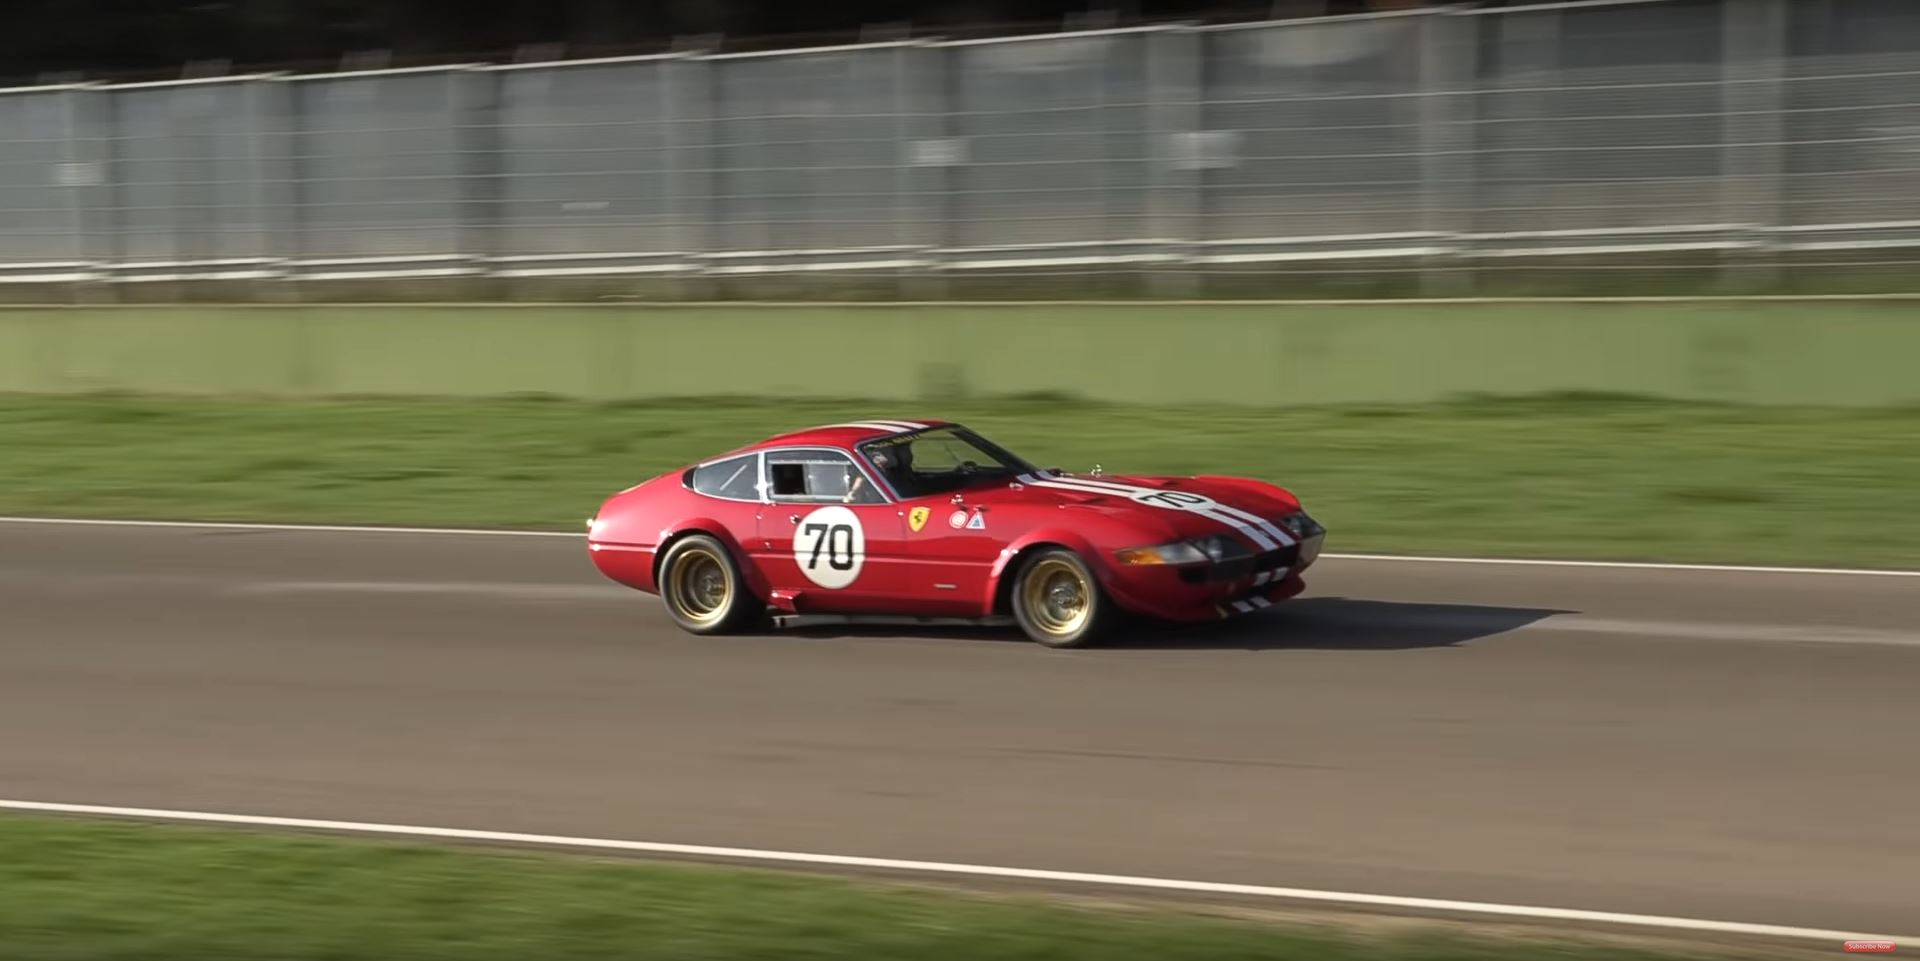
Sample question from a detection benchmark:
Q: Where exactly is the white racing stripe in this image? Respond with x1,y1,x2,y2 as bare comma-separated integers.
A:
0,798,1905,944
822,420,931,433
1225,597,1274,613
1032,473,1297,548
1020,474,1290,552
826,422,922,433
1031,480,1280,550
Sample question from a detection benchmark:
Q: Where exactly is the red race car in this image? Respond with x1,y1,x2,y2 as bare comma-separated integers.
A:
586,419,1325,648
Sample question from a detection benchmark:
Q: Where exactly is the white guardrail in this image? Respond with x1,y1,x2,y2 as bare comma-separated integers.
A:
3,0,1919,295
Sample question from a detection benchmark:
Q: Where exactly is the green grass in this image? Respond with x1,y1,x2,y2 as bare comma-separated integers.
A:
0,814,1774,961
3,392,1917,568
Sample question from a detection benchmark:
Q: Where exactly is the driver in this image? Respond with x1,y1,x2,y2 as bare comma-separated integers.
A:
867,441,914,493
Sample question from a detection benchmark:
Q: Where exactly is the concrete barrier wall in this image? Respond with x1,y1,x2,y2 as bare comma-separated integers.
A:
1,304,1916,407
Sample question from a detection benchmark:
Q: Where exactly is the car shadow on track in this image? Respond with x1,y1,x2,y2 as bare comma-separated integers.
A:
772,597,1571,652
1111,597,1573,651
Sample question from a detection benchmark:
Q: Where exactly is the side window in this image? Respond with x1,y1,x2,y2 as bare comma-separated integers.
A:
765,450,886,505
687,454,762,501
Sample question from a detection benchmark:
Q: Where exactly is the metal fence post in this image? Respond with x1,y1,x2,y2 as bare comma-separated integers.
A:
1721,0,1787,291
664,48,713,299
892,40,913,300
1507,6,1560,246
279,75,308,302
246,75,290,301
451,66,501,293
177,83,213,290
895,39,950,300
1146,24,1201,298
1419,9,1476,297
58,83,103,302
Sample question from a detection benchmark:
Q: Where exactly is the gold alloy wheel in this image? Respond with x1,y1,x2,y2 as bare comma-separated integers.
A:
1020,556,1092,639
665,547,730,625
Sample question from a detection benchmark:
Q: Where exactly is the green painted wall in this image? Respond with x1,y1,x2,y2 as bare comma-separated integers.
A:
1,304,1915,406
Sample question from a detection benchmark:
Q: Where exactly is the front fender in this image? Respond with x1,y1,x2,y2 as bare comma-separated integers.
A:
983,527,1110,615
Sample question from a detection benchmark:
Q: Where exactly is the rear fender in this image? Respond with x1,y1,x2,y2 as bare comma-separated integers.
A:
654,520,773,601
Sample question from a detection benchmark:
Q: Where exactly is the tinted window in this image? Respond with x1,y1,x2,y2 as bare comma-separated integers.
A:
688,455,761,500
765,450,886,505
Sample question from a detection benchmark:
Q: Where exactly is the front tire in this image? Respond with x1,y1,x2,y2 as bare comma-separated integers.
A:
1010,548,1116,648
657,535,763,635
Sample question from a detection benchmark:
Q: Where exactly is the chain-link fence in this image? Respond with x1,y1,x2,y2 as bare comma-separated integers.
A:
3,0,1918,301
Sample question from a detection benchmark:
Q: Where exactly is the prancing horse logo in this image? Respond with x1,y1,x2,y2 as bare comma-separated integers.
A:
908,506,931,532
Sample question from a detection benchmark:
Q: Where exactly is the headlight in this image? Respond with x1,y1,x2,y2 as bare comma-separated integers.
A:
1280,511,1318,539
1114,541,1209,566
1114,535,1248,566
1193,534,1250,561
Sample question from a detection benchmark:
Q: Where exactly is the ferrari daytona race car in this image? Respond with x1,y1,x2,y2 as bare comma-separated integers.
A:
586,419,1325,648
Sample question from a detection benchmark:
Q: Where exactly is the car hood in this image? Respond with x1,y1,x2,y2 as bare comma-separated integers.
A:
985,471,1307,550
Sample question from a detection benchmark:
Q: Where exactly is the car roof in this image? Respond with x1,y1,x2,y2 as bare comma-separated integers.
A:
724,419,956,457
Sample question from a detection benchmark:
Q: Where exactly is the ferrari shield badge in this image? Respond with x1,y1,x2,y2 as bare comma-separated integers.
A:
909,506,931,532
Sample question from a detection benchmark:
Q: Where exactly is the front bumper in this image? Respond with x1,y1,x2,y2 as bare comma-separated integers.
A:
1103,523,1327,624
1174,528,1322,588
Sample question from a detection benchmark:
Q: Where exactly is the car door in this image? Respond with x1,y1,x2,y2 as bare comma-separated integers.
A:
753,447,905,612
866,433,1010,616
885,489,1003,615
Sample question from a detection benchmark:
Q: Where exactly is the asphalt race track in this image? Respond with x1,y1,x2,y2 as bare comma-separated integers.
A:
3,519,1917,938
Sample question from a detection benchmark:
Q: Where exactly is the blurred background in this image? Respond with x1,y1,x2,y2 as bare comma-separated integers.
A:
4,6,1920,958
3,0,1918,302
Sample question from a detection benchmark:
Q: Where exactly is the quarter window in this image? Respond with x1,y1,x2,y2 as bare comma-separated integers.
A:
687,454,762,501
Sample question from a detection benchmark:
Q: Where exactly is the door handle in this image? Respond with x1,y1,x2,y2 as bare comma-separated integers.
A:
789,514,801,524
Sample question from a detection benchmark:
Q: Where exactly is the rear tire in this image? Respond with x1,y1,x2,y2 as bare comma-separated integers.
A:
657,535,764,635
1009,548,1116,648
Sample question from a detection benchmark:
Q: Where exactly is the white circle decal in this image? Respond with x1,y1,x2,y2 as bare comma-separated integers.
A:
792,506,865,589
1128,488,1220,511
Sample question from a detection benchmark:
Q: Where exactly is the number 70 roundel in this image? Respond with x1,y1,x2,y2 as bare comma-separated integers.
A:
793,506,865,589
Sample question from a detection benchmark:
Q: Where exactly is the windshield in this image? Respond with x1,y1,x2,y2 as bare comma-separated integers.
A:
858,426,1037,499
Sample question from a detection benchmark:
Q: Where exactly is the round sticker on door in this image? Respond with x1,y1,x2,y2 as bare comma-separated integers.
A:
792,505,865,589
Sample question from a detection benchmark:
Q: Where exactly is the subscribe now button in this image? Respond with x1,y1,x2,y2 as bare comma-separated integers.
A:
1844,941,1898,954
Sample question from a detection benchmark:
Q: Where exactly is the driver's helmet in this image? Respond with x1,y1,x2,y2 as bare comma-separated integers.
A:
868,440,913,479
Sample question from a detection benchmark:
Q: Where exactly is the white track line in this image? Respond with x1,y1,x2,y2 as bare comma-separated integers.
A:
7,293,1920,308
5,515,1916,578
0,516,576,538
1318,551,1920,578
0,799,1906,944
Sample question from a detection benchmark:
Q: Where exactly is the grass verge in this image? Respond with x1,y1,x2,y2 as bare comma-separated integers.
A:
3,392,1916,568
0,813,1783,961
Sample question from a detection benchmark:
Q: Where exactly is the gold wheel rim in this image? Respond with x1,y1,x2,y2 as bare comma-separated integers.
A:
1021,558,1091,637
666,548,729,624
